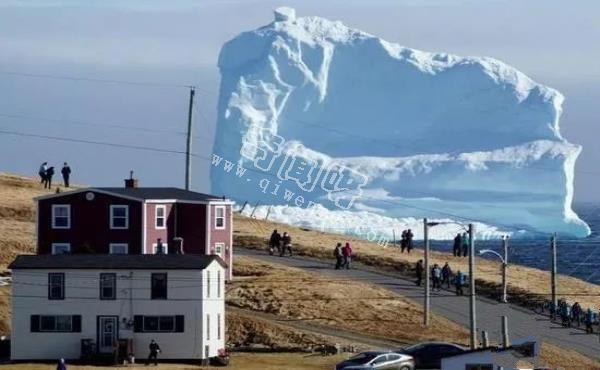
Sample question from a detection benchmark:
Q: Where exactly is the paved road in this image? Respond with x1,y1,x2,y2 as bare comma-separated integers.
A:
238,248,600,360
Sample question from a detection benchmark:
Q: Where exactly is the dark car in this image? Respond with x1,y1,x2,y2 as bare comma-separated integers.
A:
336,350,414,370
396,342,468,369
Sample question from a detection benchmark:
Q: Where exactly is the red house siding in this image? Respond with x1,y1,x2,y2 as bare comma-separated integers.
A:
175,203,207,255
144,203,175,253
37,191,142,254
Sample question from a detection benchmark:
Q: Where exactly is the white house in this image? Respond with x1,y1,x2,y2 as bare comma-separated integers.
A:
441,339,540,370
9,254,226,361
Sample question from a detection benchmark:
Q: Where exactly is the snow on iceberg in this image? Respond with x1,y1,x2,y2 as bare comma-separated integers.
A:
211,7,590,238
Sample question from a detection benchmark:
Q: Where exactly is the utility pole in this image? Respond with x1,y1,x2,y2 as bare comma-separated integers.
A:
502,235,509,303
551,233,557,309
501,315,510,348
185,87,195,190
423,218,430,326
468,223,477,350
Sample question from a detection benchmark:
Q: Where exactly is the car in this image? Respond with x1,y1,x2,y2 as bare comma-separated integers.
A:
335,350,415,370
396,342,468,369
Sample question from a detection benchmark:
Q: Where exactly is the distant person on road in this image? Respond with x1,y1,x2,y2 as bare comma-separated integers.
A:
269,229,282,255
560,301,571,327
453,233,462,257
342,242,353,269
280,232,292,257
61,162,71,187
406,229,414,253
572,302,582,326
415,259,424,286
585,308,594,333
44,166,55,189
455,270,464,296
432,264,442,291
334,243,343,269
441,262,452,288
56,358,67,370
461,232,469,257
400,230,408,253
147,339,161,366
38,162,48,184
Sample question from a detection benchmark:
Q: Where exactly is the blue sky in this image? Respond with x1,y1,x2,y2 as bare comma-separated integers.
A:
0,0,599,201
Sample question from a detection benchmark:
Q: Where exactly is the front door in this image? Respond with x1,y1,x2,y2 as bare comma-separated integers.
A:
98,316,118,353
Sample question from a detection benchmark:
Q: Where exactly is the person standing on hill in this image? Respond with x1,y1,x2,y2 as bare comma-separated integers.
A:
44,166,55,189
461,232,469,257
333,243,343,269
415,259,424,286
406,229,414,253
342,242,353,269
441,262,452,288
146,339,161,366
453,233,462,257
38,162,48,184
61,162,71,188
280,232,292,257
400,230,407,253
268,229,281,255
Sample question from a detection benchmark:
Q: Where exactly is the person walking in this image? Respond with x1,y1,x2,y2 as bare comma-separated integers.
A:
280,232,292,257
400,230,407,253
441,262,452,288
342,242,353,269
38,162,48,184
61,162,71,188
455,270,464,296
572,302,582,326
453,233,461,257
461,232,469,257
56,358,67,370
432,264,442,291
268,229,281,255
585,308,594,334
146,339,161,366
334,243,343,269
406,229,414,254
415,259,424,286
44,166,55,189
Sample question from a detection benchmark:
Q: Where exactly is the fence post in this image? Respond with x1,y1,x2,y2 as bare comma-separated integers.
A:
264,205,272,221
239,201,248,214
249,201,260,218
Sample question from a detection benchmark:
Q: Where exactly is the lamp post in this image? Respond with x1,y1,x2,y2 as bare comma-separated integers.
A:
479,235,509,303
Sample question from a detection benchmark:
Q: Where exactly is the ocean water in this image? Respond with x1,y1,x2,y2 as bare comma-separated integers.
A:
426,203,600,285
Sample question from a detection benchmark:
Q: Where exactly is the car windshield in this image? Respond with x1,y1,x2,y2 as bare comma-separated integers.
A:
348,353,378,363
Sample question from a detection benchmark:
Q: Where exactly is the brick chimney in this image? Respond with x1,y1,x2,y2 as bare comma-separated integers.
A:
124,170,138,188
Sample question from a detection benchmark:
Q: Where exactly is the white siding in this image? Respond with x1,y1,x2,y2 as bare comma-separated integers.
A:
11,262,225,360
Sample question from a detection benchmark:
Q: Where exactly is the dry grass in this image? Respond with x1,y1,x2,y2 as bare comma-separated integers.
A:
234,214,600,310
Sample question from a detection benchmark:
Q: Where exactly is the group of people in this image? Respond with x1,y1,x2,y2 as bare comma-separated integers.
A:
400,229,414,253
551,299,596,333
333,242,353,270
452,232,471,257
268,229,293,257
414,260,466,295
38,162,71,189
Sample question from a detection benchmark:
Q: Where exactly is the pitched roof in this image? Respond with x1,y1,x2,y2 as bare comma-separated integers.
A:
94,187,225,202
8,254,227,270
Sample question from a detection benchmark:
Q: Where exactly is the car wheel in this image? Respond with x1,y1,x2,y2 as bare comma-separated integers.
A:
399,366,412,370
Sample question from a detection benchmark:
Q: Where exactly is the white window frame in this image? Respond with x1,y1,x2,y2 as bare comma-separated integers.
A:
109,243,129,254
214,206,226,230
214,243,224,256
110,205,129,229
152,242,168,254
51,243,71,255
51,204,71,229
155,205,166,229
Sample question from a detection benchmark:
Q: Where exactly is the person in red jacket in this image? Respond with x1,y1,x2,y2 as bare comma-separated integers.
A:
342,242,353,269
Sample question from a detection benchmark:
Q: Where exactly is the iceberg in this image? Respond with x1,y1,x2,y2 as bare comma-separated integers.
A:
211,7,590,238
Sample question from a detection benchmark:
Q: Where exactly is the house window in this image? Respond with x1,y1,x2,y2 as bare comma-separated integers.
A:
206,314,210,340
206,270,211,298
51,205,70,229
48,273,64,300
217,270,221,298
133,315,184,333
155,205,166,229
151,273,167,299
109,243,128,254
31,315,81,333
99,273,116,300
214,243,224,257
51,243,70,255
110,205,129,229
215,206,225,229
217,313,221,340
152,242,168,255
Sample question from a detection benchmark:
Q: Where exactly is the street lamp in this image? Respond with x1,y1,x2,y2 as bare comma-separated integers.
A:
479,235,509,303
